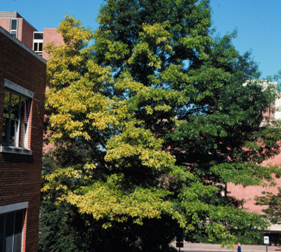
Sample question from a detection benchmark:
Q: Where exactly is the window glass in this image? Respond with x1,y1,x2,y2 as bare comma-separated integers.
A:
34,33,43,39
39,43,43,52
0,210,25,252
2,118,9,145
10,120,18,146
3,91,10,117
5,213,14,252
14,211,23,252
33,43,38,51
20,98,28,123
10,94,20,120
13,236,21,252
5,239,12,252
5,213,14,237
19,99,28,147
14,211,23,235
2,91,10,145
2,90,30,148
10,31,17,38
11,20,17,30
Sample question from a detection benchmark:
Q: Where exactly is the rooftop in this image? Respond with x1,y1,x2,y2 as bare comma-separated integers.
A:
0,11,22,18
0,26,46,64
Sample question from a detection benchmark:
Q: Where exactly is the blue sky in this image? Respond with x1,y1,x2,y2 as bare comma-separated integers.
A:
2,0,281,79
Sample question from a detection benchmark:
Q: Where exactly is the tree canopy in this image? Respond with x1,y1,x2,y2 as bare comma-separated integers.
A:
41,1,281,251
256,188,281,225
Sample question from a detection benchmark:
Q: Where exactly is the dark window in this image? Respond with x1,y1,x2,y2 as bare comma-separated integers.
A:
33,42,43,52
0,210,25,252
34,33,43,39
10,31,17,38
5,213,14,252
33,43,38,51
2,90,31,148
10,20,17,38
38,43,43,52
33,42,43,56
11,20,17,30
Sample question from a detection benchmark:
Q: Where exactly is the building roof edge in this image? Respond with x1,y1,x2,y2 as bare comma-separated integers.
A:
0,11,21,18
0,26,46,64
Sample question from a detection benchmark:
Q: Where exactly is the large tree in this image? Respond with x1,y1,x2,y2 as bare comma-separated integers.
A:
42,1,281,250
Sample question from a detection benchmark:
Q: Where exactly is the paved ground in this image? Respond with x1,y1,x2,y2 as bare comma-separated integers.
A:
170,242,281,252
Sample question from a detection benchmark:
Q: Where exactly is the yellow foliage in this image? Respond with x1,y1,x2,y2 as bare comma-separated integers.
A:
44,15,188,233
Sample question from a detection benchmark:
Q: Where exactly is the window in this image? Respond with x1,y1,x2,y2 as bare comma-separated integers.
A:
10,19,18,38
33,42,43,53
1,79,33,155
0,209,25,252
2,90,31,148
33,32,43,56
34,32,43,40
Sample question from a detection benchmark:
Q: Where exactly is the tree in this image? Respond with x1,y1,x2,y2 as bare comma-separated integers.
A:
256,188,281,224
255,188,281,245
42,0,281,250
42,15,179,251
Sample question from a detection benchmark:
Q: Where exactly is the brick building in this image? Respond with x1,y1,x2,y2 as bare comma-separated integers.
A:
0,24,46,252
0,12,64,59
228,92,281,213
0,11,64,156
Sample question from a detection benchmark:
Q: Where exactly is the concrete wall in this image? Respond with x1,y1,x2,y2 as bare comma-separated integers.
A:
275,97,281,120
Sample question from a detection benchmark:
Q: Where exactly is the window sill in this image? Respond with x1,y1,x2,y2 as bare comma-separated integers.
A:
0,145,32,155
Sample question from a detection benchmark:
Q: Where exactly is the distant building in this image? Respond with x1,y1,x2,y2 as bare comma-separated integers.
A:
0,11,64,59
0,26,46,252
228,82,281,234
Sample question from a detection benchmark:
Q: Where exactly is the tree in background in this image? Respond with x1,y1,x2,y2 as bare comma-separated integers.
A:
255,188,281,245
41,0,281,251
256,188,281,225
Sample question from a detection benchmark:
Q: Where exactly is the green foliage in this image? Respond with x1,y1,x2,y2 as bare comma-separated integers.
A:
256,188,281,224
41,1,281,250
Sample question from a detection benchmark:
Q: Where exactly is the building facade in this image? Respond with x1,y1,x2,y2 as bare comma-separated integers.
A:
0,12,64,59
0,25,46,252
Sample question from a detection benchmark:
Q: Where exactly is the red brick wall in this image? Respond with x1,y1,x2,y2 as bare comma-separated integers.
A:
229,152,281,214
0,18,9,31
42,28,64,59
0,30,46,252
22,209,28,252
0,18,36,50
262,104,275,119
20,19,37,50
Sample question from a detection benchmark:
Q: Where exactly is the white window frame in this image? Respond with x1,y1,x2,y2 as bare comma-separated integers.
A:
10,19,18,39
0,79,33,155
33,32,43,56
